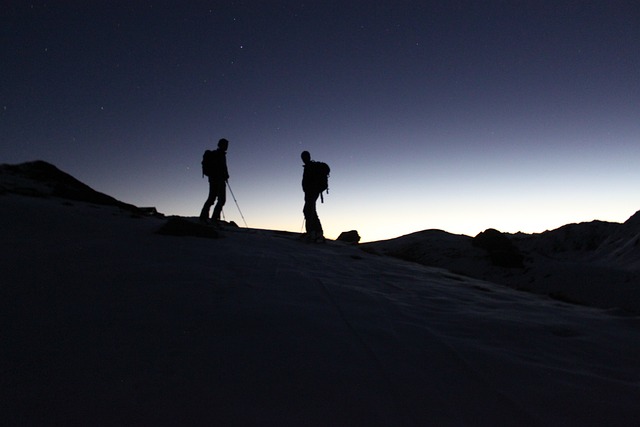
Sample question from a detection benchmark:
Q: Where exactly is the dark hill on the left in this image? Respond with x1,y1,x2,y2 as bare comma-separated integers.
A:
0,160,157,216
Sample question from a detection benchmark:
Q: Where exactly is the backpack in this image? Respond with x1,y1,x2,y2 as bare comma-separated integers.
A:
309,161,331,201
201,150,216,177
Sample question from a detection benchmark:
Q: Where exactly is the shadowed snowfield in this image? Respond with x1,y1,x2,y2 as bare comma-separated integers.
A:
2,162,639,426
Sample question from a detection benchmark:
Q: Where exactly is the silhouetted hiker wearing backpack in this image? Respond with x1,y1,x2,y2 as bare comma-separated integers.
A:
200,138,229,223
301,150,330,243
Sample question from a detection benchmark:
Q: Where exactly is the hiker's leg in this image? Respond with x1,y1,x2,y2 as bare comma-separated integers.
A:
200,180,216,219
211,181,226,220
303,192,321,233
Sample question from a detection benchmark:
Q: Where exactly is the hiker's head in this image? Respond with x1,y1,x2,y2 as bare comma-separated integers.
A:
218,138,229,151
301,151,311,164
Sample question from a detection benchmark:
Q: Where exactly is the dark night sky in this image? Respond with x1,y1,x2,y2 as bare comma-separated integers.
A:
2,1,639,241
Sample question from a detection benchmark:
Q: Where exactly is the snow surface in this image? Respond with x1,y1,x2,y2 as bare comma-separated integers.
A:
2,164,640,426
362,219,640,315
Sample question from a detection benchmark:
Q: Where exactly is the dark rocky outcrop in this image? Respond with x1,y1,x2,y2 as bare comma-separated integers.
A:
472,228,524,268
337,230,361,244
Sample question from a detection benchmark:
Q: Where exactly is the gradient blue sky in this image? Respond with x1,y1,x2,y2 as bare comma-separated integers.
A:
3,1,639,242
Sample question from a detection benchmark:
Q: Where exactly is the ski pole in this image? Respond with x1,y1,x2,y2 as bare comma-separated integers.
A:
226,181,248,228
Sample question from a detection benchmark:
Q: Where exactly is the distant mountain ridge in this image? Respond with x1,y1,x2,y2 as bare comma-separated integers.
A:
363,212,640,312
517,214,640,271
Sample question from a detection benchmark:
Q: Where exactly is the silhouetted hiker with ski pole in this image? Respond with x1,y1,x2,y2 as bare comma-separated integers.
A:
200,138,229,223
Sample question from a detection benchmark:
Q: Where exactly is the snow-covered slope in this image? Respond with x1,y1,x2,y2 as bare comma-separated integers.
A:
364,215,640,313
2,162,640,426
